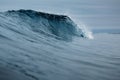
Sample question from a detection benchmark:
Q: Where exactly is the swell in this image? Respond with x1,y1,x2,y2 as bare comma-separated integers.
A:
0,9,87,41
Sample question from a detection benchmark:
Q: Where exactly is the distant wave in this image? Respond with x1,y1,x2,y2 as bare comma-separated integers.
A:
0,9,93,41
93,28,120,34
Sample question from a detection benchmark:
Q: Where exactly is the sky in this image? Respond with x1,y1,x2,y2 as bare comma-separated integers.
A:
0,0,120,29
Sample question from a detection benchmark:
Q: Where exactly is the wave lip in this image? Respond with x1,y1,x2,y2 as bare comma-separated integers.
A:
0,9,92,41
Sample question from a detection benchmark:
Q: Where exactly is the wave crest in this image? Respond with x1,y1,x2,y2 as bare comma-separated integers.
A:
0,9,93,41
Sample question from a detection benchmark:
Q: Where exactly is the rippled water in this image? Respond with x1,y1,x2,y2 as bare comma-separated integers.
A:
0,9,120,80
0,32,120,80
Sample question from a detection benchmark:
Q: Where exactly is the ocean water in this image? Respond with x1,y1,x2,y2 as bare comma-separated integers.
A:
0,9,120,80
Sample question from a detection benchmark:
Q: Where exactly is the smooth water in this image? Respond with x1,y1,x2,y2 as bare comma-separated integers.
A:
0,10,120,80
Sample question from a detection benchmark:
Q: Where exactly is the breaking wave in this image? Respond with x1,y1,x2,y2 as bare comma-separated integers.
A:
0,9,93,41
0,9,119,80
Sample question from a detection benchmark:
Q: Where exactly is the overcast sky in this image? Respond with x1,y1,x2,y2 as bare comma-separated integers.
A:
0,0,120,29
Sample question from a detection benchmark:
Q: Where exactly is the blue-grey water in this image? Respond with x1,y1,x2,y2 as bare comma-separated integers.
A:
0,10,120,80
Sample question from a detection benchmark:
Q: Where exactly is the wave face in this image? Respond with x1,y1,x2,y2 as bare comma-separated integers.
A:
0,9,86,41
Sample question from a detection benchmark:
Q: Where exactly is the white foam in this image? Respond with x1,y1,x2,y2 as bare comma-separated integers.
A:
79,25,94,39
64,13,94,39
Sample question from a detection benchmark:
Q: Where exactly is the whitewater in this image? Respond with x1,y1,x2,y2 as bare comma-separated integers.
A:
0,10,120,80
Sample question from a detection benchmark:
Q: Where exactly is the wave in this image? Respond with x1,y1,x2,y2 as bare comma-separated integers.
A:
0,9,93,41
0,9,119,80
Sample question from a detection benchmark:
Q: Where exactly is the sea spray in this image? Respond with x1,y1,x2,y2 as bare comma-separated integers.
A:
66,14,94,39
78,24,94,39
